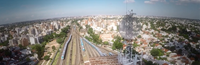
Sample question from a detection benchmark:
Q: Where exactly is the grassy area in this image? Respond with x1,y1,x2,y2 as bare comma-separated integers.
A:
52,49,60,65
52,42,65,65
72,38,76,65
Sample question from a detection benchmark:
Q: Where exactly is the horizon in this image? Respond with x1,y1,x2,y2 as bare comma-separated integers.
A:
1,14,200,26
0,0,200,25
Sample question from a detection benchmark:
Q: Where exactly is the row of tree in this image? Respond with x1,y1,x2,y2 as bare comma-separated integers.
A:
30,25,70,60
112,36,123,50
86,26,102,45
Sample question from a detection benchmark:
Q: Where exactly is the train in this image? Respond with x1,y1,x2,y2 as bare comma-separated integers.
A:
61,34,72,60
74,25,76,30
82,38,103,56
80,38,85,51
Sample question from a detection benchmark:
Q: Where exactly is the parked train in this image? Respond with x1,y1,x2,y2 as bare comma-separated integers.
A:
82,38,103,56
80,38,85,51
61,34,72,60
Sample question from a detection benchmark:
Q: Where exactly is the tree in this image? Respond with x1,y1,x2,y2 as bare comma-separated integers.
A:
49,34,54,39
5,50,12,56
112,46,116,50
88,28,94,35
192,61,200,65
143,59,158,65
133,43,139,48
150,48,164,57
196,45,199,49
137,35,141,38
52,46,56,51
43,35,50,42
177,49,182,55
85,36,92,42
26,58,31,62
79,26,83,31
0,56,3,61
31,44,44,60
170,46,176,52
104,41,109,45
85,25,90,29
19,44,24,49
92,34,100,44
132,48,138,54
56,38,63,44
41,41,47,47
0,40,8,46
44,55,50,61
59,32,67,38
112,36,123,50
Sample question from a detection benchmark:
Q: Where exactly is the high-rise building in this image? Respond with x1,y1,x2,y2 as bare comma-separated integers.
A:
21,36,29,46
29,36,36,45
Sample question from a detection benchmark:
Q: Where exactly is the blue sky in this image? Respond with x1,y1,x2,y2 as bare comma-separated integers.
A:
0,0,200,24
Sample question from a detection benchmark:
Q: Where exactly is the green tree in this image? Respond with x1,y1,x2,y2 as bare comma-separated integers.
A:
88,28,94,35
0,56,3,61
52,46,56,51
56,38,63,44
143,59,158,65
41,42,47,47
112,36,123,50
44,55,50,61
79,26,83,31
19,44,23,49
196,45,199,49
85,36,92,42
137,35,141,38
43,35,50,42
5,50,12,56
133,43,139,48
112,46,116,50
92,34,100,44
26,58,31,62
150,48,164,57
192,61,200,65
85,25,90,29
31,44,44,60
59,32,66,38
132,48,138,54
104,41,109,45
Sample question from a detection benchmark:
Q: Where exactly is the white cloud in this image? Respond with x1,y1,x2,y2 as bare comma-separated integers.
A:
144,0,166,4
151,0,159,2
31,15,34,17
124,0,135,3
172,0,200,5
144,1,154,4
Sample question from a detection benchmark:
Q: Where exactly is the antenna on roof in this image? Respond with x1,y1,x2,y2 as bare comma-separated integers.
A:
126,2,127,15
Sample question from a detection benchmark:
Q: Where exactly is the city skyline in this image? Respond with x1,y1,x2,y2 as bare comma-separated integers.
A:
0,0,200,24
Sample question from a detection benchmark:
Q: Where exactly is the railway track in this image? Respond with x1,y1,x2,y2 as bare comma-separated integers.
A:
83,40,101,58
61,38,72,65
57,31,71,65
67,27,77,65
60,27,74,65
75,27,84,65
83,40,92,57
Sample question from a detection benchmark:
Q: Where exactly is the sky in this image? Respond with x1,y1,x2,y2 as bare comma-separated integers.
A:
0,0,200,24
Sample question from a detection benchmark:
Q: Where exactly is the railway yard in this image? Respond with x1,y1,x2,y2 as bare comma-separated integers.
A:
55,25,120,65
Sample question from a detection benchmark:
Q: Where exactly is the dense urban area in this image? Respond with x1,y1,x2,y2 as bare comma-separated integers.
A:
0,15,200,65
